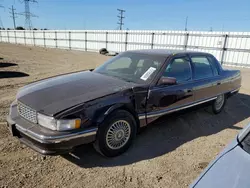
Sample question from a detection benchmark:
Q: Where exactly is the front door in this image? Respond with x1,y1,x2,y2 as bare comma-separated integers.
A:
146,55,194,124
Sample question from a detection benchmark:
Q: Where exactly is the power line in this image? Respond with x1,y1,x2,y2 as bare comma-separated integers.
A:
9,5,17,29
18,0,38,29
117,9,125,30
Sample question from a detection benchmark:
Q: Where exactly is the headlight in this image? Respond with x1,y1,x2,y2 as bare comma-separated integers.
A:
37,113,81,131
56,119,81,131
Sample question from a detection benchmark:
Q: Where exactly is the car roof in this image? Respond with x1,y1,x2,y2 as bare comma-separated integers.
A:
126,49,211,57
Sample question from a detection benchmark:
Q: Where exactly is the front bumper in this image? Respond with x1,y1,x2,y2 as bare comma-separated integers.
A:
6,103,97,155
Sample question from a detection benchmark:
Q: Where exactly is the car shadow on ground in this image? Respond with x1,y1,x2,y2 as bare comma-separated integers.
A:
0,62,18,68
0,71,29,79
63,93,250,168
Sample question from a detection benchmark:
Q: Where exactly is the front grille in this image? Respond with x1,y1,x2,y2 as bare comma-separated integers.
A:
18,102,37,124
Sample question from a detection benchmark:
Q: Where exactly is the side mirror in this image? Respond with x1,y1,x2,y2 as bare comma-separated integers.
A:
158,77,177,86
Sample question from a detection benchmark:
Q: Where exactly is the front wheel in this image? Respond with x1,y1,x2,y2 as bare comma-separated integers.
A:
93,110,137,157
211,94,226,114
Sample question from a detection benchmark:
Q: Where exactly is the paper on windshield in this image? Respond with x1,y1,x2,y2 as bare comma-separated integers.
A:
140,67,156,81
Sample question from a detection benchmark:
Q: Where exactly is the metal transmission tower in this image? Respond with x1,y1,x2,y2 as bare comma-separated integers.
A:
9,5,17,29
19,0,38,29
117,9,125,30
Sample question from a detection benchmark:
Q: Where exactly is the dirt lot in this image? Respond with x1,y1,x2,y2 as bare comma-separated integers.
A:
1,43,250,188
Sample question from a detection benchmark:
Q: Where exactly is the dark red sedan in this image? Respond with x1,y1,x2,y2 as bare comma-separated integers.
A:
7,50,241,157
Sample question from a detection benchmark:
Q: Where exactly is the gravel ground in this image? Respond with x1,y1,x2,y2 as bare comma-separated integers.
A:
1,43,250,188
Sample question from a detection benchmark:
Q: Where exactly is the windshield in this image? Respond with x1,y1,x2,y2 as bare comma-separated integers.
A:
94,52,167,84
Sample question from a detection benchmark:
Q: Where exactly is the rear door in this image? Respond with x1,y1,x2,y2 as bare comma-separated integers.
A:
146,55,194,124
190,55,221,102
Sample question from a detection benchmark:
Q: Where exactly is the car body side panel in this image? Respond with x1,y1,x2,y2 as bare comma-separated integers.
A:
192,77,221,101
56,86,149,128
145,83,194,123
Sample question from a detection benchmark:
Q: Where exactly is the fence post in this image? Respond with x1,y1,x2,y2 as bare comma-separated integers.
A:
24,30,26,45
221,34,228,65
33,31,36,46
14,30,17,44
151,32,155,49
105,31,108,49
125,32,128,51
184,33,189,50
43,31,46,47
0,30,2,42
69,31,71,50
85,31,87,51
7,30,9,43
55,31,58,48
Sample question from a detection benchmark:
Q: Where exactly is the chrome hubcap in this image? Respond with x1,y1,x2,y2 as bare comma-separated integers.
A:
215,94,224,110
106,120,131,150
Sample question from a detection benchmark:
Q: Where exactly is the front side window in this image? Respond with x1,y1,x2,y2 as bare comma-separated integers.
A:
94,52,166,84
191,56,214,79
163,57,192,83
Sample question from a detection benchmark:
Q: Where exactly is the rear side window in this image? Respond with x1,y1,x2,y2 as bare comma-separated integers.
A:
163,57,192,83
191,56,214,79
207,56,219,76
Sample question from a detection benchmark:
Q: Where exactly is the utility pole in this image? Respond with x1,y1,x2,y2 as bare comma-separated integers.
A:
0,5,4,28
117,9,125,30
19,0,38,30
9,5,17,29
185,16,188,31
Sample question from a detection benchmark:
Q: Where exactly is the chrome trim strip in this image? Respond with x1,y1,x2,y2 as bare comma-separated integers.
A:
138,115,146,120
138,87,241,120
145,97,217,119
231,87,240,94
15,124,97,144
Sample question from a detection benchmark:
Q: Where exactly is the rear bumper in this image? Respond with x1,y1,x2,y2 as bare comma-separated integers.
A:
6,104,97,155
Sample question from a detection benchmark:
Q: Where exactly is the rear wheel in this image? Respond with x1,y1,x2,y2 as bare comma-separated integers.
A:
93,110,137,157
210,94,226,114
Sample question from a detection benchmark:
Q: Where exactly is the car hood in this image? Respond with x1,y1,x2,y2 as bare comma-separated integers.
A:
17,71,136,115
192,143,250,188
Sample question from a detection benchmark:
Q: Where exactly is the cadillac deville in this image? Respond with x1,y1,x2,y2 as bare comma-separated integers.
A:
6,49,241,157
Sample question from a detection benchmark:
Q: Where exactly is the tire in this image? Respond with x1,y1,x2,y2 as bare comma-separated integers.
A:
209,94,226,114
93,110,137,157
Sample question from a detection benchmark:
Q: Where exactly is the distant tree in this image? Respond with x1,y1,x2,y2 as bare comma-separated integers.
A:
33,28,38,30
43,28,48,30
7,28,11,30
16,26,25,30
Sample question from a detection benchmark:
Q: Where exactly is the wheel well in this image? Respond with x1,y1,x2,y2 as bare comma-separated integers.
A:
119,106,140,129
104,106,140,132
